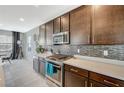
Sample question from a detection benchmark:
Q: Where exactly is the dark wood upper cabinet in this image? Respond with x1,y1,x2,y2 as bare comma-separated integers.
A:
46,21,53,45
92,5,124,44
39,24,46,45
53,17,61,34
61,13,69,32
70,6,91,45
54,13,69,34
39,5,124,45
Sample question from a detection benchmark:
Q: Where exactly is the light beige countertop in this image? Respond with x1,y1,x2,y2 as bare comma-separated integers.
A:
64,55,124,81
33,52,52,59
0,66,4,87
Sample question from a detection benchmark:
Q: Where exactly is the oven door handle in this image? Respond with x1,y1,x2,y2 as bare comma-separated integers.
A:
53,64,61,69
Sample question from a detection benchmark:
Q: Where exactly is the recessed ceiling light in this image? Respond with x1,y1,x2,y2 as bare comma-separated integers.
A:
19,18,24,22
34,5,39,8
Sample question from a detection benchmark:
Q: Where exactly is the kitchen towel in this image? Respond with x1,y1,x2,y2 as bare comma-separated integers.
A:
46,62,53,76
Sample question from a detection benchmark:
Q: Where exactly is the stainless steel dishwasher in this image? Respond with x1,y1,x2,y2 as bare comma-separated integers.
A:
39,57,46,76
33,57,40,73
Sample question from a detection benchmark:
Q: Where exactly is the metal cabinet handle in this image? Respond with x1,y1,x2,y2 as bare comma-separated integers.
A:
70,68,78,72
90,83,93,87
88,35,90,43
103,80,119,87
84,81,88,87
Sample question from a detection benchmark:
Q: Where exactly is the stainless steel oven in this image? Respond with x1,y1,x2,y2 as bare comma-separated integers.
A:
45,54,72,87
45,59,63,87
53,31,69,45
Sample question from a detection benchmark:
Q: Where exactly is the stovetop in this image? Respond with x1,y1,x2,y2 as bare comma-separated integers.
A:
46,54,72,62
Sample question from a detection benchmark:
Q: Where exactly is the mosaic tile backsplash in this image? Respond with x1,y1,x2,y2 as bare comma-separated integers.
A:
44,45,124,61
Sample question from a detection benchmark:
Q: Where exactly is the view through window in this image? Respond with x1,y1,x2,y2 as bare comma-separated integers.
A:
0,31,12,55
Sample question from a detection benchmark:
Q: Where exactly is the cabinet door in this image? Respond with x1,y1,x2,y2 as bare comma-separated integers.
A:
70,6,91,45
89,80,107,87
61,13,69,32
33,58,39,73
92,5,124,44
89,71,124,87
39,24,46,45
54,17,61,34
46,21,53,45
39,60,45,76
64,70,88,87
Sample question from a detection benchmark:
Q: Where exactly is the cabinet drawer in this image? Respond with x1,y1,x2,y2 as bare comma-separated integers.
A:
64,64,88,77
89,72,124,87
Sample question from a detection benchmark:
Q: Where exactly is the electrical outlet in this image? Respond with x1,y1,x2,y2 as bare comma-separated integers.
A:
77,49,80,53
103,50,108,56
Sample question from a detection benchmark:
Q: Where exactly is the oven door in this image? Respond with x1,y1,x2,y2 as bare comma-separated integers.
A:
45,61,63,86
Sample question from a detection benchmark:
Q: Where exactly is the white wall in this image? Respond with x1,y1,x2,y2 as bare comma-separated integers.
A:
0,29,39,61
23,27,39,61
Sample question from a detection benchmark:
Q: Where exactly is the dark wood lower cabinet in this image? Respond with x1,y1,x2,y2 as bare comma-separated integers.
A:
89,80,107,87
39,59,45,76
64,70,88,87
64,64,124,87
89,72,124,87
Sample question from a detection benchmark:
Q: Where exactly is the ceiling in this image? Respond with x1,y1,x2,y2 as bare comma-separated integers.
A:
0,5,80,33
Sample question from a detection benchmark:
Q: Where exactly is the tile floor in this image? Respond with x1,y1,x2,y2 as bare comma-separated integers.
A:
0,59,49,87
